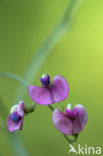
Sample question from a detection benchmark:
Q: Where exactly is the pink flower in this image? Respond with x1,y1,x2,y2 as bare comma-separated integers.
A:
7,101,25,132
28,74,69,105
52,104,87,135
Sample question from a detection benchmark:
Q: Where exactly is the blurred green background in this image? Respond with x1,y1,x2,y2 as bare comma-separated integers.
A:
0,0,103,155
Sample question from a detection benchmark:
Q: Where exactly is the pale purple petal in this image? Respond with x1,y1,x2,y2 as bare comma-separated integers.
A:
51,76,69,103
7,116,23,132
73,104,87,134
28,85,54,105
52,108,72,135
17,101,25,117
28,75,69,105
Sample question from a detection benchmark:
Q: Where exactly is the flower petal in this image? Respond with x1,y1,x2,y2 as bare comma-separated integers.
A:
51,76,69,103
52,108,72,135
17,101,25,117
28,85,54,105
7,116,23,132
73,104,87,134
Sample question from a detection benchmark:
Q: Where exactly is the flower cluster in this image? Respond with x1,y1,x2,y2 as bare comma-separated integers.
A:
7,74,87,138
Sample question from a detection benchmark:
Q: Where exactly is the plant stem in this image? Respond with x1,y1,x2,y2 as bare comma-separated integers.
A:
14,0,83,103
48,105,54,111
63,133,78,144
48,105,78,144
0,72,29,87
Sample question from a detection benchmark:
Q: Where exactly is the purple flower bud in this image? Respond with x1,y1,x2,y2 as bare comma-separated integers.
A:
65,104,78,120
28,75,69,105
7,101,25,132
10,112,21,123
40,74,50,87
65,109,74,119
52,104,87,135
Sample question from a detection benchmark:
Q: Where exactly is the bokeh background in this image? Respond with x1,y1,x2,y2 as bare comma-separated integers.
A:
0,0,103,156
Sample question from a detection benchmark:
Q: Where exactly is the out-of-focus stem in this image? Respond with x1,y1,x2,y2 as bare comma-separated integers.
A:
14,0,83,103
0,72,28,87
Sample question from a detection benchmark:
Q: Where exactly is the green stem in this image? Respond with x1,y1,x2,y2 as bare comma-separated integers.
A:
48,105,78,144
14,0,83,103
63,133,78,144
48,105,54,111
0,72,29,87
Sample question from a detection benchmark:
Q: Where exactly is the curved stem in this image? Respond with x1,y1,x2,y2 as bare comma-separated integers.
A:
0,72,29,87
14,0,83,103
48,105,78,144
63,134,78,144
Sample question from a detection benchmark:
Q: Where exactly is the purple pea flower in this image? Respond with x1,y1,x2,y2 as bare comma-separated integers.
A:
52,104,87,135
7,101,25,132
28,74,69,105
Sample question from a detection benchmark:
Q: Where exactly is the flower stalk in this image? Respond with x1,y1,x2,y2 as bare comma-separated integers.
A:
0,72,79,144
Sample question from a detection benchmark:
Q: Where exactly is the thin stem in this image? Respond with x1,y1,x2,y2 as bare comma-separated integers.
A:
0,72,29,87
63,133,78,144
48,105,78,144
14,0,83,103
48,105,54,111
